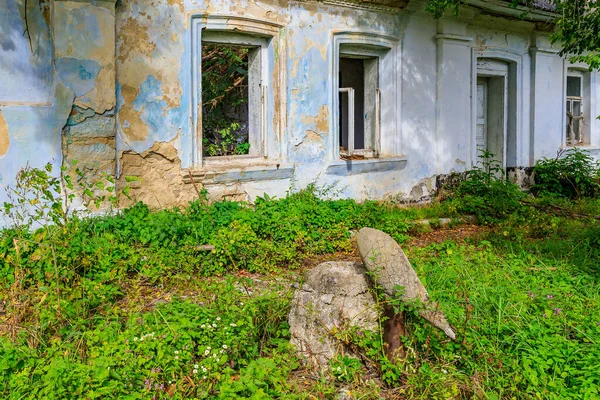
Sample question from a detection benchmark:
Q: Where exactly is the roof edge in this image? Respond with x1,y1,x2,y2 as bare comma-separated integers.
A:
465,0,557,22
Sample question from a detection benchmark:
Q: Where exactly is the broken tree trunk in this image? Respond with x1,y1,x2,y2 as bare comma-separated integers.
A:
356,227,456,352
382,306,406,363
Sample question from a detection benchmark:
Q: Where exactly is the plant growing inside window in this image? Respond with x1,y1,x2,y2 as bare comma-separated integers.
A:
201,44,253,157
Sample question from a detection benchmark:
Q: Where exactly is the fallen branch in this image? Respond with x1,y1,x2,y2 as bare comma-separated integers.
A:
520,200,600,220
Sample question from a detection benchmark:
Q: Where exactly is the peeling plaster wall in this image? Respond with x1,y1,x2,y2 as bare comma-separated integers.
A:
0,0,117,221
115,0,586,206
0,0,62,208
115,0,187,152
56,0,117,183
3,0,598,214
115,0,414,205
119,0,575,206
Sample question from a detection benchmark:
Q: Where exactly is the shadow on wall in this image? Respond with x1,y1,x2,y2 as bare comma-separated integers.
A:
401,19,451,180
0,0,53,104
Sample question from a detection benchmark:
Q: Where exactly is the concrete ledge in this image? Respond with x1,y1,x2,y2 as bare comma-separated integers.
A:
326,157,407,176
184,163,294,184
416,215,477,228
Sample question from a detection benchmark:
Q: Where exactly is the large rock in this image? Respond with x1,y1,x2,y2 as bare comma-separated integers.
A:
288,261,379,369
357,227,456,340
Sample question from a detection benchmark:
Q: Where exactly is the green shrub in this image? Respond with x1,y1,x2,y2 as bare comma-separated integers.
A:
449,151,525,223
329,355,364,383
532,148,600,199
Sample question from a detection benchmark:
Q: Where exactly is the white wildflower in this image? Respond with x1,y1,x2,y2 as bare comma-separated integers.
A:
133,337,138,342
216,317,221,321
230,323,236,327
193,369,198,374
222,345,228,349
194,364,199,369
174,350,179,355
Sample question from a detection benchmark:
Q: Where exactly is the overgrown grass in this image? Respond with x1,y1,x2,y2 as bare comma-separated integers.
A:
1,172,600,398
404,208,600,399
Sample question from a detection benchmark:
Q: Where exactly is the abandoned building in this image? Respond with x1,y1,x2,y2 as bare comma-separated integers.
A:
1,0,599,210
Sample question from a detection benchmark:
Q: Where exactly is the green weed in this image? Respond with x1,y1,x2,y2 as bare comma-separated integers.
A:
1,162,599,398
532,148,600,199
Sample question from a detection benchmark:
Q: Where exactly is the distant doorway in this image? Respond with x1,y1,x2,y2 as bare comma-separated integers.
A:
476,59,510,171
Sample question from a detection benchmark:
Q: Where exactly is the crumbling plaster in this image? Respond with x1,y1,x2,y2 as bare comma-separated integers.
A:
111,0,598,207
115,0,414,205
1,0,118,215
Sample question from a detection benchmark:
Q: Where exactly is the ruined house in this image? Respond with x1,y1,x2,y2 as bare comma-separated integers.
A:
0,0,599,210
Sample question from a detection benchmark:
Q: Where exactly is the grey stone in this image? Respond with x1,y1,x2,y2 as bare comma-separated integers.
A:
357,227,456,340
288,261,379,369
336,388,354,399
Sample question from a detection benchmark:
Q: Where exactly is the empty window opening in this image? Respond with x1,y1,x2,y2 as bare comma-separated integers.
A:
201,42,261,157
338,56,379,159
566,73,584,146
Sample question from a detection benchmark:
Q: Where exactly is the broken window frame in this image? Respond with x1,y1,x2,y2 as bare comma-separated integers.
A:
331,33,399,162
566,70,585,146
199,31,268,161
337,50,381,159
190,14,286,170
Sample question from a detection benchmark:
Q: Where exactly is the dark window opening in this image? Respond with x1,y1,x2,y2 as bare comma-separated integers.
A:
567,76,581,97
338,56,379,159
339,58,365,152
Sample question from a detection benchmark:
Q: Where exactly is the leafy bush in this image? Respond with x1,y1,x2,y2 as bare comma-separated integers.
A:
532,148,600,199
202,45,251,157
448,151,526,223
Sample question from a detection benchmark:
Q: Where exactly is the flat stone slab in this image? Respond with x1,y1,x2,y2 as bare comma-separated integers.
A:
288,261,379,369
357,227,455,340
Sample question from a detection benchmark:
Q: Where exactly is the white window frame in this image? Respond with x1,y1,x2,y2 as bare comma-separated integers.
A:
190,15,284,169
331,32,400,161
566,70,585,146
